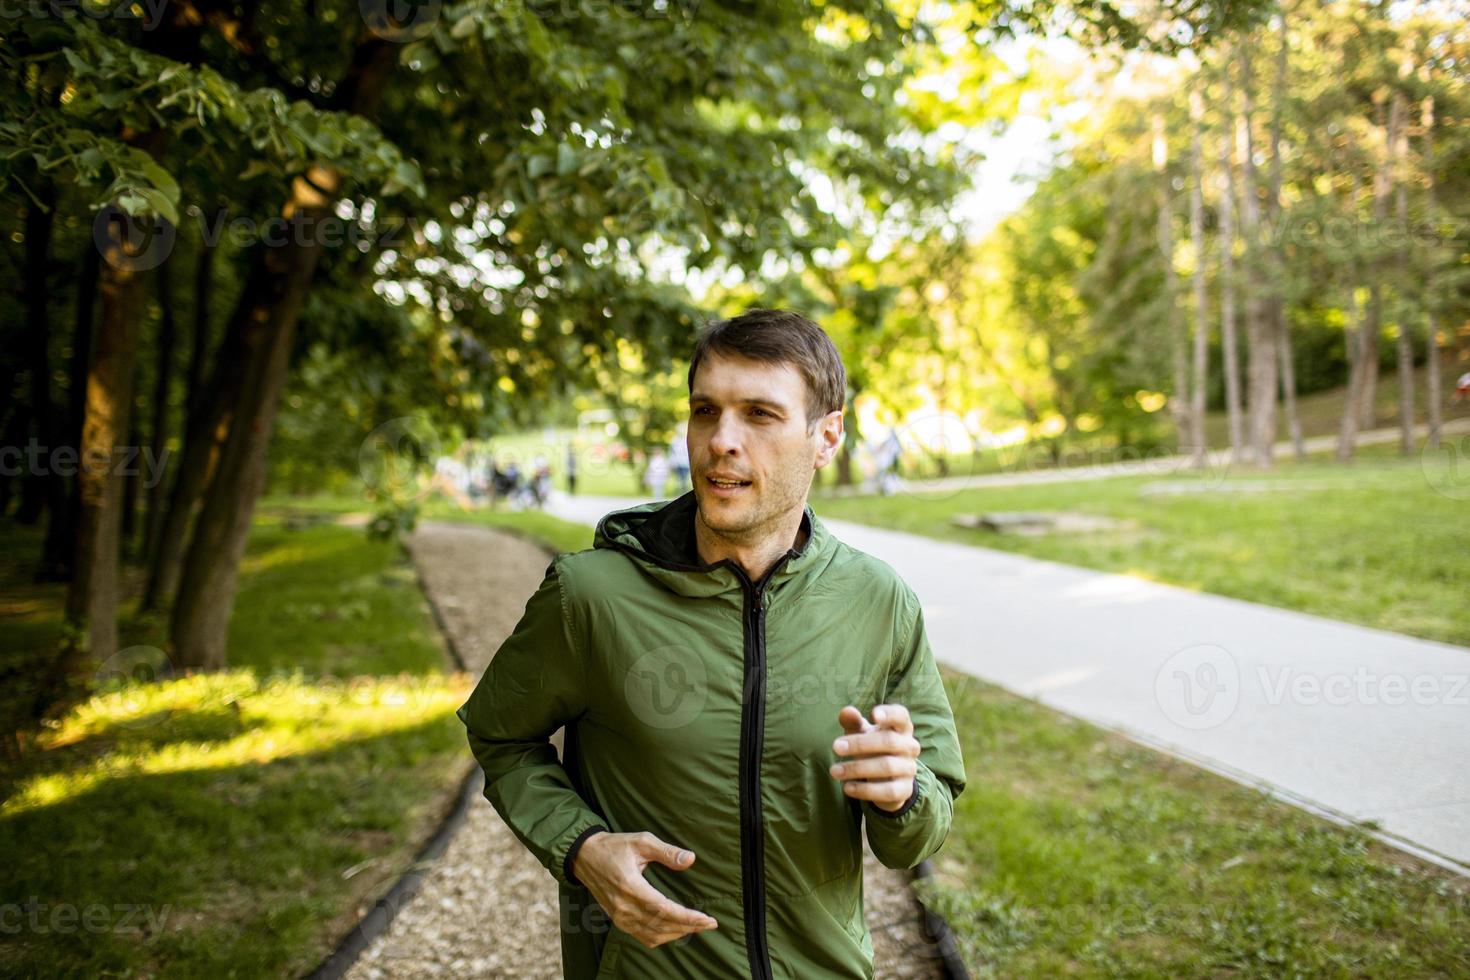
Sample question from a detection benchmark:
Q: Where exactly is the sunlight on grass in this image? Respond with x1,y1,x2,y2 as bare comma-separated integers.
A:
236,533,364,576
7,669,470,817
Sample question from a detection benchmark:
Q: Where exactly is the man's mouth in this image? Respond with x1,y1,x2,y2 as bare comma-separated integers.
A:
706,474,752,491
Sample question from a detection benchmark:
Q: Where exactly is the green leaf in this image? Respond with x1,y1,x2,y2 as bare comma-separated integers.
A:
135,186,178,225
556,142,579,177
137,156,179,202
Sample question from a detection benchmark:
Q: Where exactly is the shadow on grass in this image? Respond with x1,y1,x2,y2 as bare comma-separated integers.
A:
0,711,467,979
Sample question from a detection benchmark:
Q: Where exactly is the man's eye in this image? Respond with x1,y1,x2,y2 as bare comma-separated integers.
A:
694,406,715,415
752,409,771,418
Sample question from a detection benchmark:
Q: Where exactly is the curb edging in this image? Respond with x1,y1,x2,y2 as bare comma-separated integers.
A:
305,763,484,980
304,523,489,979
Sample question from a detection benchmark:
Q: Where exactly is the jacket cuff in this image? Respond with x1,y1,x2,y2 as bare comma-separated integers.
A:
563,824,608,888
866,777,920,819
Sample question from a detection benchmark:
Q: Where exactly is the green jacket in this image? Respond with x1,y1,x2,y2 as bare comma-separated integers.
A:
455,492,966,979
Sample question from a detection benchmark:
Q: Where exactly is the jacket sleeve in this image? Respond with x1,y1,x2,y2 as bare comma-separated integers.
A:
455,557,608,888
863,585,967,870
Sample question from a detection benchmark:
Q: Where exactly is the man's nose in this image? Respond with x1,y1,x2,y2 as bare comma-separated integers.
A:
707,414,743,456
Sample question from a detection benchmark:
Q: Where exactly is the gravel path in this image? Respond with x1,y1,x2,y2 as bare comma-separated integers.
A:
345,519,943,979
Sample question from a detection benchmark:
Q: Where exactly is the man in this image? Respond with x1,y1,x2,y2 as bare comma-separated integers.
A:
456,308,967,978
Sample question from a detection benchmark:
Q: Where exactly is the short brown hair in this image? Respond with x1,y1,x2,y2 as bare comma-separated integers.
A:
687,308,846,426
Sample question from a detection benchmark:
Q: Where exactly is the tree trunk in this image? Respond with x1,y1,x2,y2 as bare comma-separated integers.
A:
1336,144,1366,462
23,178,72,579
1187,89,1208,467
1358,287,1381,430
185,209,222,425
1421,94,1443,451
1218,83,1244,462
1357,97,1402,434
44,204,153,713
40,241,101,579
1277,327,1302,455
17,180,58,528
1267,6,1304,460
168,33,398,669
1337,286,1366,461
1236,40,1276,467
142,259,178,566
1153,110,1188,451
1391,87,1414,455
140,306,246,612
120,359,142,554
169,223,313,669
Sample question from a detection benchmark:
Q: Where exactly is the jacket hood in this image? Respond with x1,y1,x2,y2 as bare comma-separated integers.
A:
593,490,839,600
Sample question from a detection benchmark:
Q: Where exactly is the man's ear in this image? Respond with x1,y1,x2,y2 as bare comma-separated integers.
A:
814,409,844,469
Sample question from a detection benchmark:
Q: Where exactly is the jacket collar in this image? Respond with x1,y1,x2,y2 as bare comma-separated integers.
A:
593,490,837,600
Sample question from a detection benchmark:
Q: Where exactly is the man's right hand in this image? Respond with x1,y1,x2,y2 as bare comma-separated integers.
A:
571,830,719,949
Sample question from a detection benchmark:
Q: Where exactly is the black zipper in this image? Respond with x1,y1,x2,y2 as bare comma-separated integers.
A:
738,553,793,980
600,498,813,979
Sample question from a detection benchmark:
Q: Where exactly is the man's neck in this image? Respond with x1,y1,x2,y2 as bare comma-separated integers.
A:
694,505,809,583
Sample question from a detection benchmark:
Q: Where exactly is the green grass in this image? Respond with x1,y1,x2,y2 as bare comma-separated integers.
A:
815,440,1470,647
925,666,1470,977
418,495,598,555
0,507,470,978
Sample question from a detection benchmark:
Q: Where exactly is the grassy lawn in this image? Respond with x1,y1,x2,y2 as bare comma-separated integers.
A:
418,495,598,554
815,441,1470,647
0,508,470,977
256,490,598,556
925,665,1470,977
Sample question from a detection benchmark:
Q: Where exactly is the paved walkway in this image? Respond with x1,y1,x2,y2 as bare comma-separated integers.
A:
548,493,1470,874
827,417,1470,497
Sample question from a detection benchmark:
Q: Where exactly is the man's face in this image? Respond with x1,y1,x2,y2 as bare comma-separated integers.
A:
687,351,842,542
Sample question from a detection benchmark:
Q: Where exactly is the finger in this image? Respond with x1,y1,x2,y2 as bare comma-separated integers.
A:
625,876,719,932
637,833,697,872
830,755,916,782
870,703,913,735
832,730,920,759
839,776,914,806
837,704,876,735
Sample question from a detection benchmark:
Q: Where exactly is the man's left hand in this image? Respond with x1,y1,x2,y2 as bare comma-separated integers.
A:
829,704,920,813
